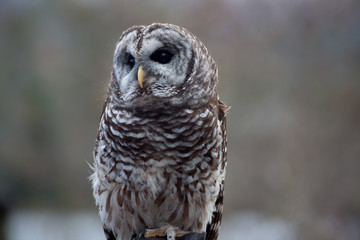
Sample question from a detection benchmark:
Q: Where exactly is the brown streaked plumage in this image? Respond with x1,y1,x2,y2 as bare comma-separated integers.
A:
91,23,229,240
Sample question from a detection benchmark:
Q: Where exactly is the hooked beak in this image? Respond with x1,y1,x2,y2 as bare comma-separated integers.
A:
137,66,147,88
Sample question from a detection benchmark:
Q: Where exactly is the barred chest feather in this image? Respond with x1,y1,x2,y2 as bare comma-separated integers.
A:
92,101,224,240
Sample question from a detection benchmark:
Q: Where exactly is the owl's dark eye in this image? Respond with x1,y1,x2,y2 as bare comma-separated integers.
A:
127,55,135,69
150,49,173,64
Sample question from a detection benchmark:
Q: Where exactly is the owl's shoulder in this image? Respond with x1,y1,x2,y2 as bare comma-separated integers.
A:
217,100,230,121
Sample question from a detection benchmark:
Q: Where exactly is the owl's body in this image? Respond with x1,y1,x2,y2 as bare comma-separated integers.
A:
92,23,229,240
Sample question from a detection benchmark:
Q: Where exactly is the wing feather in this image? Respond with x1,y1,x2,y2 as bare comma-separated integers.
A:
205,100,229,240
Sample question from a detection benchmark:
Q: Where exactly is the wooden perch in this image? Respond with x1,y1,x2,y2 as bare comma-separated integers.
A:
135,232,206,240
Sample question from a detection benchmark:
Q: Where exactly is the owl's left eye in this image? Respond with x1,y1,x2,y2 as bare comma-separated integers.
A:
127,55,136,69
150,49,173,64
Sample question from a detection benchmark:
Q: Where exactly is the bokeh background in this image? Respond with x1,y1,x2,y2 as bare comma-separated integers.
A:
1,0,360,239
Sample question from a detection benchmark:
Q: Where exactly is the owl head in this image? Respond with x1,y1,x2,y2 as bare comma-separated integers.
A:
109,23,218,111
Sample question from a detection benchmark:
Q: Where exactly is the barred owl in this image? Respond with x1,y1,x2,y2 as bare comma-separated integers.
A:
91,23,229,240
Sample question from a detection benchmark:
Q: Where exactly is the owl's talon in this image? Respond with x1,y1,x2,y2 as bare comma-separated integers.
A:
129,233,137,240
140,225,190,240
142,228,166,238
137,230,150,240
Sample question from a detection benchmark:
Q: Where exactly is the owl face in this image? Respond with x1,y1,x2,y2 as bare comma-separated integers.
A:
110,23,217,111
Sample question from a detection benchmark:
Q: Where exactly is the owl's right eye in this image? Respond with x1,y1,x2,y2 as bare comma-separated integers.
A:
150,49,173,64
126,55,135,69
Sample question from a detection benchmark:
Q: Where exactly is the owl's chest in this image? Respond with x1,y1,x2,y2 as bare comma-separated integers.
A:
112,135,215,194
99,107,220,187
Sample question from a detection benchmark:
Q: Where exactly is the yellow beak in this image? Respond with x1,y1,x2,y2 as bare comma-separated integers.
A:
137,66,147,88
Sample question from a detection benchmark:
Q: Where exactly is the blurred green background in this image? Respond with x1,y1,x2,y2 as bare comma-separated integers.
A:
1,0,360,239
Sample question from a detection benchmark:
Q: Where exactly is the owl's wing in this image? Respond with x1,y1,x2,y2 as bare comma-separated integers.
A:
205,100,230,240
205,182,224,240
